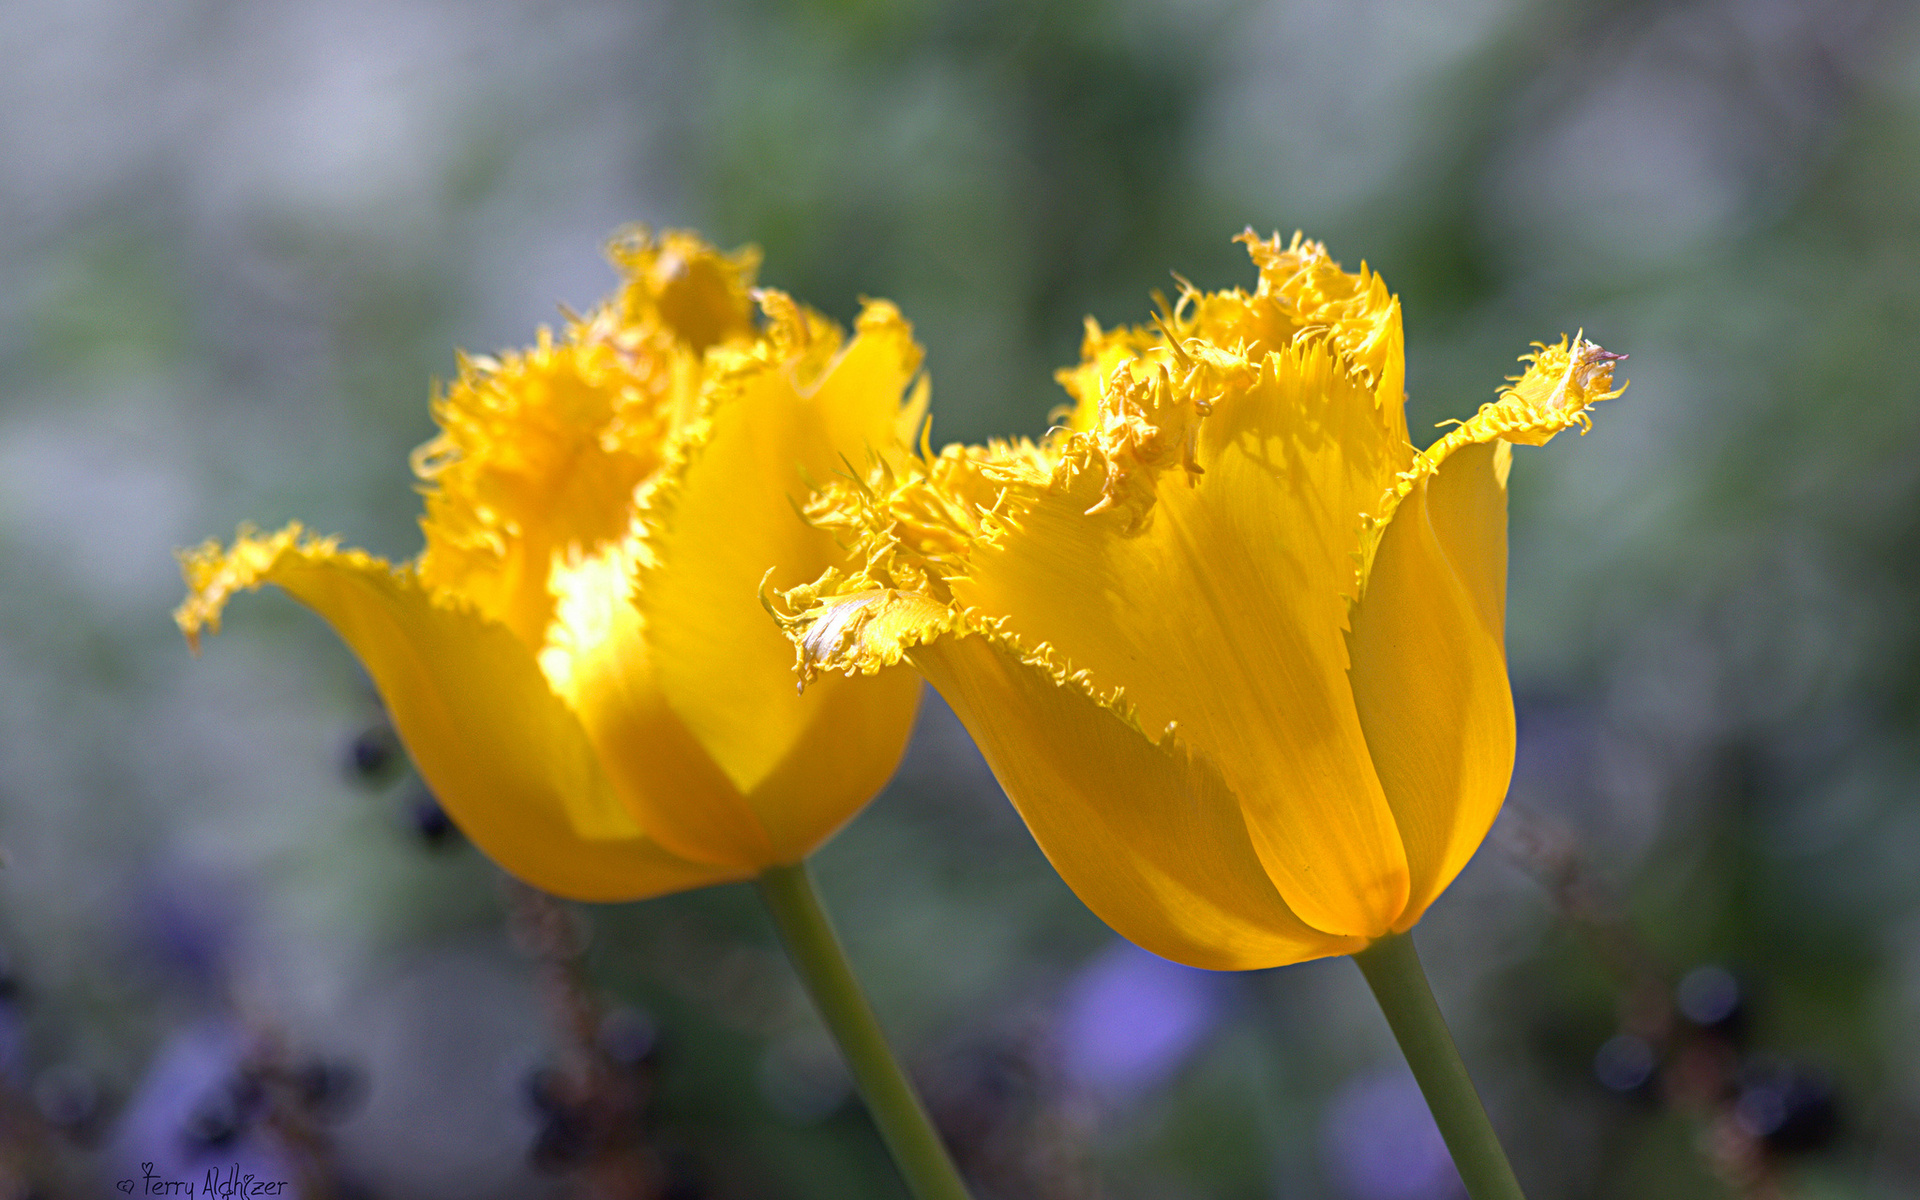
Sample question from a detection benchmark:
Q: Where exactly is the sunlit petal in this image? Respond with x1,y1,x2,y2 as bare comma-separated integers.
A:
1346,333,1624,926
638,298,924,811
744,668,924,863
175,524,743,901
913,631,1356,970
955,339,1412,937
540,542,774,869
1348,442,1514,927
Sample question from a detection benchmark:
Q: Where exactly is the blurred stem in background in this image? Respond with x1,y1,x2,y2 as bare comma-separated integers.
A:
1353,932,1526,1200
756,860,974,1200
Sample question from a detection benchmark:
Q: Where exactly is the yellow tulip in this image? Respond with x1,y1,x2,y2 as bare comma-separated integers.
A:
177,229,929,902
773,230,1624,970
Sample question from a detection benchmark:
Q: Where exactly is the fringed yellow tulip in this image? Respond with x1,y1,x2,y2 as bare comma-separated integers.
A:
774,231,1624,970
177,229,929,902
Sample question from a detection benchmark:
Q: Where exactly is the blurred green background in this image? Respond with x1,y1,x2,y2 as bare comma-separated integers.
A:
3,0,1919,1196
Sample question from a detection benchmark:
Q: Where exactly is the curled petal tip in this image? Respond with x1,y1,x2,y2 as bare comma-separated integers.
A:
174,522,313,652
1465,332,1629,449
800,597,870,668
774,580,958,688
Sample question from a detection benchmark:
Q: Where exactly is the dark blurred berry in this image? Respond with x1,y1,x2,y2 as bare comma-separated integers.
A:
182,1072,264,1150
346,724,403,786
0,946,21,1004
1737,1063,1841,1154
952,1041,1030,1108
598,1006,658,1070
293,1058,366,1124
1593,1033,1657,1095
1676,965,1748,1041
182,1091,245,1149
230,1067,266,1111
530,1106,594,1172
524,1064,579,1117
32,1064,100,1134
405,789,458,847
524,1065,599,1170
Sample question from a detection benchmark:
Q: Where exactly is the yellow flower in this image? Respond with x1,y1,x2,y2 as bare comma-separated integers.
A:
177,229,929,901
773,231,1624,969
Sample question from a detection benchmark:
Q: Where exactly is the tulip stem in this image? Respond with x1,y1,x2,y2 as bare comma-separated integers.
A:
756,860,973,1200
1352,931,1527,1200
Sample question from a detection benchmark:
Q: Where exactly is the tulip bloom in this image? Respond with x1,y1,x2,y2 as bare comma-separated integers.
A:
775,231,1624,970
177,229,928,902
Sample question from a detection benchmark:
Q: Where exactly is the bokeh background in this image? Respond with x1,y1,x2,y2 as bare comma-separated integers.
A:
4,0,1919,1195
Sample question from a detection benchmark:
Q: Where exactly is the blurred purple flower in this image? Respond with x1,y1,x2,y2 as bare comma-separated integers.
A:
125,864,251,994
108,1020,293,1187
1056,939,1231,1107
1321,1072,1464,1200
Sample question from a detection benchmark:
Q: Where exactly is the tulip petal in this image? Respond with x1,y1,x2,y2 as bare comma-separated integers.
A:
607,226,761,354
912,632,1358,970
1346,332,1626,927
639,299,923,825
954,339,1412,938
175,525,744,902
539,544,776,869
744,669,925,861
411,328,681,648
1347,441,1514,928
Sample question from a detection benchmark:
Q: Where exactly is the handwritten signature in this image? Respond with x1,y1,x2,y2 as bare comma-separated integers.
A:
116,1162,290,1196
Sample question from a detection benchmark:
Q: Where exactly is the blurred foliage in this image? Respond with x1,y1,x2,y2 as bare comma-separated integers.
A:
3,0,1920,1197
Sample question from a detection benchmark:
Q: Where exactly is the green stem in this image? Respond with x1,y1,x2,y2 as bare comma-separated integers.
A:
756,860,973,1200
1352,931,1526,1200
